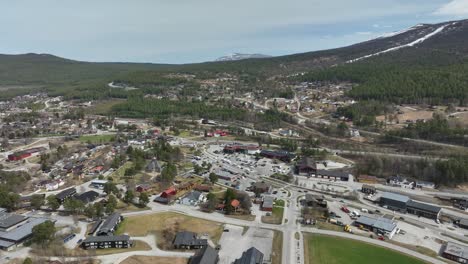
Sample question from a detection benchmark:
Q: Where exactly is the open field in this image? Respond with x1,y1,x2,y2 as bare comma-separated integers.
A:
304,234,428,264
261,200,285,225
272,231,282,264
116,212,224,247
79,134,115,144
121,255,188,264
86,99,126,115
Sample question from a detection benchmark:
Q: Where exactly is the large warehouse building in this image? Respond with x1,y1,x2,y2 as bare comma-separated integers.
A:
379,192,442,220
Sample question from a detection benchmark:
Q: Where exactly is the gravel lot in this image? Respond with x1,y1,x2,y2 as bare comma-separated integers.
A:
218,224,273,264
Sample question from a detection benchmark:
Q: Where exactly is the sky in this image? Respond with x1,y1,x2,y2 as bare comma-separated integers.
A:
0,0,467,64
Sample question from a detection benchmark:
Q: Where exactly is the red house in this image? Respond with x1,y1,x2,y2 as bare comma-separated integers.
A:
136,184,152,193
161,187,177,198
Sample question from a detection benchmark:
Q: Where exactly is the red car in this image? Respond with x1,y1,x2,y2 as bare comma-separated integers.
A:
341,206,350,213
378,236,385,241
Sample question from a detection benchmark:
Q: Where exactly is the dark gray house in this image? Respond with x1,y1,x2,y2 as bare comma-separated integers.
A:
56,187,77,203
96,212,123,236
173,231,208,249
234,247,264,264
81,235,132,249
189,245,219,264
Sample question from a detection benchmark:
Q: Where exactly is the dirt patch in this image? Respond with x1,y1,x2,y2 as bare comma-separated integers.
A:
121,255,188,264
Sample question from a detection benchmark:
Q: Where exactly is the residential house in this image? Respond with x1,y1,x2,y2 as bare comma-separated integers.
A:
96,213,123,236
136,184,152,193
189,245,219,264
56,188,77,204
261,196,274,212
173,231,208,249
361,185,376,195
180,191,206,206
81,235,132,250
234,247,264,264
75,191,100,204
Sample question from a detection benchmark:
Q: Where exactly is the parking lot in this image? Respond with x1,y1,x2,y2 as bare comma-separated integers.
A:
194,143,292,191
218,224,273,264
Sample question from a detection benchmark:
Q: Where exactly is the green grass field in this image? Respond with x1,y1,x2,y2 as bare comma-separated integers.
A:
79,134,115,144
305,234,428,264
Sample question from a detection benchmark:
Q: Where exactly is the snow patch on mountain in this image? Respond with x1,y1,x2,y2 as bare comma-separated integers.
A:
216,53,272,61
347,24,448,63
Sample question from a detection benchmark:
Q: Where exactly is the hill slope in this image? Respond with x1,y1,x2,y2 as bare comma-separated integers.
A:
0,19,467,101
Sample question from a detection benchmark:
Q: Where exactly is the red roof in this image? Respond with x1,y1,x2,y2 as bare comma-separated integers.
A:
161,187,177,197
231,199,240,208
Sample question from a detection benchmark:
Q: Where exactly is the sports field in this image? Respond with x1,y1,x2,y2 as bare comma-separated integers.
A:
305,234,427,264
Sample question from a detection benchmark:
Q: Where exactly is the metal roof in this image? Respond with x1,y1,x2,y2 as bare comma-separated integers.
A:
56,187,77,200
82,235,130,243
262,196,274,208
381,192,410,203
173,231,207,247
444,242,468,259
407,200,441,214
0,212,28,229
355,215,397,233
0,217,48,242
316,170,350,179
234,247,264,264
189,245,219,264
97,212,121,235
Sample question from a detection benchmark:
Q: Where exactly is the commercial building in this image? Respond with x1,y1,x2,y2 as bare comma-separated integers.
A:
189,245,219,264
234,247,264,264
458,218,468,229
96,212,123,236
314,170,350,181
295,157,317,176
379,192,442,220
81,235,132,249
379,192,410,212
442,242,468,263
7,147,46,161
251,182,271,194
406,200,441,220
354,215,398,239
223,144,261,155
0,209,49,250
260,150,294,163
173,231,208,249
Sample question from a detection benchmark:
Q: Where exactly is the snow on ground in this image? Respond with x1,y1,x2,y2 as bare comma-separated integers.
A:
347,25,448,63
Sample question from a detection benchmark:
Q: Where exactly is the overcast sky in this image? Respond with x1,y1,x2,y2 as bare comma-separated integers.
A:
0,0,467,64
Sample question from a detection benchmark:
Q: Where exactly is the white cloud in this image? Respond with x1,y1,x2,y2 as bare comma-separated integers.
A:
434,0,468,16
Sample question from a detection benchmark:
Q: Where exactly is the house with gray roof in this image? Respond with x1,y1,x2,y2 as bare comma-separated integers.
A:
234,247,264,264
180,191,206,206
189,245,219,264
146,158,161,173
81,235,132,249
261,196,275,211
56,187,77,203
96,212,122,236
173,231,208,249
